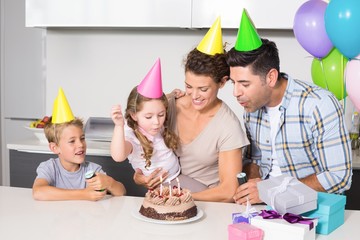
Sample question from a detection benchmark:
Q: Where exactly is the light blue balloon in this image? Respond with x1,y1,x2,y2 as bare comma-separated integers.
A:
325,0,360,59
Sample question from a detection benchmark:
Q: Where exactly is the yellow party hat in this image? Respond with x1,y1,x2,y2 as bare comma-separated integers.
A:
235,9,262,52
196,17,224,55
51,88,75,124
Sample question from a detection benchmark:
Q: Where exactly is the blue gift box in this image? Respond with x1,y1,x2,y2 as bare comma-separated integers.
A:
303,192,346,235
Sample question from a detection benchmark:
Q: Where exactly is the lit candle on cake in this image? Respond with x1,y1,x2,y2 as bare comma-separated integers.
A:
168,179,172,197
160,175,163,196
176,177,181,195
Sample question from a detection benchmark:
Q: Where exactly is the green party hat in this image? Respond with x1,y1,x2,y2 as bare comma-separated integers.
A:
235,9,262,51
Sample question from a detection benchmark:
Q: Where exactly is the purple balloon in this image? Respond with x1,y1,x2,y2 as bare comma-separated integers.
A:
293,0,333,59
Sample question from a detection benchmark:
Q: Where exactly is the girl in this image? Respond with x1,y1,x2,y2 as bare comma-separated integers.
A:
110,59,180,187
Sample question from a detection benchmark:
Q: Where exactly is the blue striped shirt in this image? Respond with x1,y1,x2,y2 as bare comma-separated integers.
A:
243,75,352,193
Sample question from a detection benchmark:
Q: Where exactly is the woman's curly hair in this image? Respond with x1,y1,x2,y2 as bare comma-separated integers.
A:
184,48,230,83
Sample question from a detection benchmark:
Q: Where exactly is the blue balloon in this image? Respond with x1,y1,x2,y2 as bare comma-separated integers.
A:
325,0,360,59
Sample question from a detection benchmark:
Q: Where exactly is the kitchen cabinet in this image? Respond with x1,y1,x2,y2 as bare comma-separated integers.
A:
9,149,147,197
26,0,191,28
192,0,307,29
26,0,307,29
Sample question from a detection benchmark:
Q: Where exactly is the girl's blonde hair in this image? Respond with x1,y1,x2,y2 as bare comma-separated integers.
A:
44,117,84,144
125,86,179,169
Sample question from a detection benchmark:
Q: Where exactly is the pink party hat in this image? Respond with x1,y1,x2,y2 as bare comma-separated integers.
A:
197,17,224,55
137,58,163,98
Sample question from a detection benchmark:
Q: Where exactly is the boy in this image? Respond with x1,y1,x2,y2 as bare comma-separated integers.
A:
33,89,126,200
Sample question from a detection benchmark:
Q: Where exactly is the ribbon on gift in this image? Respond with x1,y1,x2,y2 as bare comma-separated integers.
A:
232,197,259,223
258,210,282,219
283,213,315,230
267,176,305,213
259,210,315,230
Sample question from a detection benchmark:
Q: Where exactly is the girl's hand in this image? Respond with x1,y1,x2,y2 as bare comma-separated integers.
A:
133,168,168,190
111,104,125,127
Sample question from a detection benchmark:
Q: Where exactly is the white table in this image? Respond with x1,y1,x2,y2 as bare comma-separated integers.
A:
0,186,357,240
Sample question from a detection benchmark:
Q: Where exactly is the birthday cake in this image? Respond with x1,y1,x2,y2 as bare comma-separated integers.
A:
139,186,197,221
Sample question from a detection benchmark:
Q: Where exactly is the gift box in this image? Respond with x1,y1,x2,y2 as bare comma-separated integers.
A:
232,212,258,224
250,215,317,240
232,199,259,224
228,223,264,240
257,174,317,215
302,192,346,235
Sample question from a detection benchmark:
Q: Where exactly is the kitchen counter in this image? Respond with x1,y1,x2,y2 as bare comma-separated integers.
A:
7,138,360,168
7,138,111,156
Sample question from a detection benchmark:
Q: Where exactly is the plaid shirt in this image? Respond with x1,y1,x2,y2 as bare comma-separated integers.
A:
243,74,352,193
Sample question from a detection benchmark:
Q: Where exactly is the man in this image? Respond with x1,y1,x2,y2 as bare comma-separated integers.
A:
227,10,352,205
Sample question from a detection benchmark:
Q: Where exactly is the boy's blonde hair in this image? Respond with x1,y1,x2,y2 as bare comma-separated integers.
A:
44,117,84,144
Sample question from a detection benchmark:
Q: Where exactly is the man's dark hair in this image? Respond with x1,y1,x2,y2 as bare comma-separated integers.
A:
226,38,280,80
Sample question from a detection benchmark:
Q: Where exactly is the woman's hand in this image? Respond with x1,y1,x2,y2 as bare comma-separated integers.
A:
172,89,186,99
133,168,168,189
166,89,185,99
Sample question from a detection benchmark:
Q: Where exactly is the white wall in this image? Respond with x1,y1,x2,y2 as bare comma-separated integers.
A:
45,28,354,127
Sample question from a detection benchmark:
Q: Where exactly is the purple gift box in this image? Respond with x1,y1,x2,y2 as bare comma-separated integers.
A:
257,175,317,215
233,212,258,224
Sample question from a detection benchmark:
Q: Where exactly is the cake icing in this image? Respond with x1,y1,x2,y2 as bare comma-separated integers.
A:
139,186,197,221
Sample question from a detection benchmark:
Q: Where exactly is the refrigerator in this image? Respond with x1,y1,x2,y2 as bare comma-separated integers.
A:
1,0,46,185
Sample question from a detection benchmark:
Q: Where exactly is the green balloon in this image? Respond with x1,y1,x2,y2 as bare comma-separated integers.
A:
311,48,348,100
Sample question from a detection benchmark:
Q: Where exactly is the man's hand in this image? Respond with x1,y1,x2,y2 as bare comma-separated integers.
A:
233,178,262,205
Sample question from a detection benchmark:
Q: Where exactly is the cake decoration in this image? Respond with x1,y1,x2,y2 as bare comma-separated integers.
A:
139,181,197,221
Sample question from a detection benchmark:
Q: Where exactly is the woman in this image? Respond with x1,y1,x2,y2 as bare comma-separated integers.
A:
134,18,249,202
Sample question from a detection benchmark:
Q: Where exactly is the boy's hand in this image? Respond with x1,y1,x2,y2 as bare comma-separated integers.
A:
86,173,106,192
84,187,106,201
